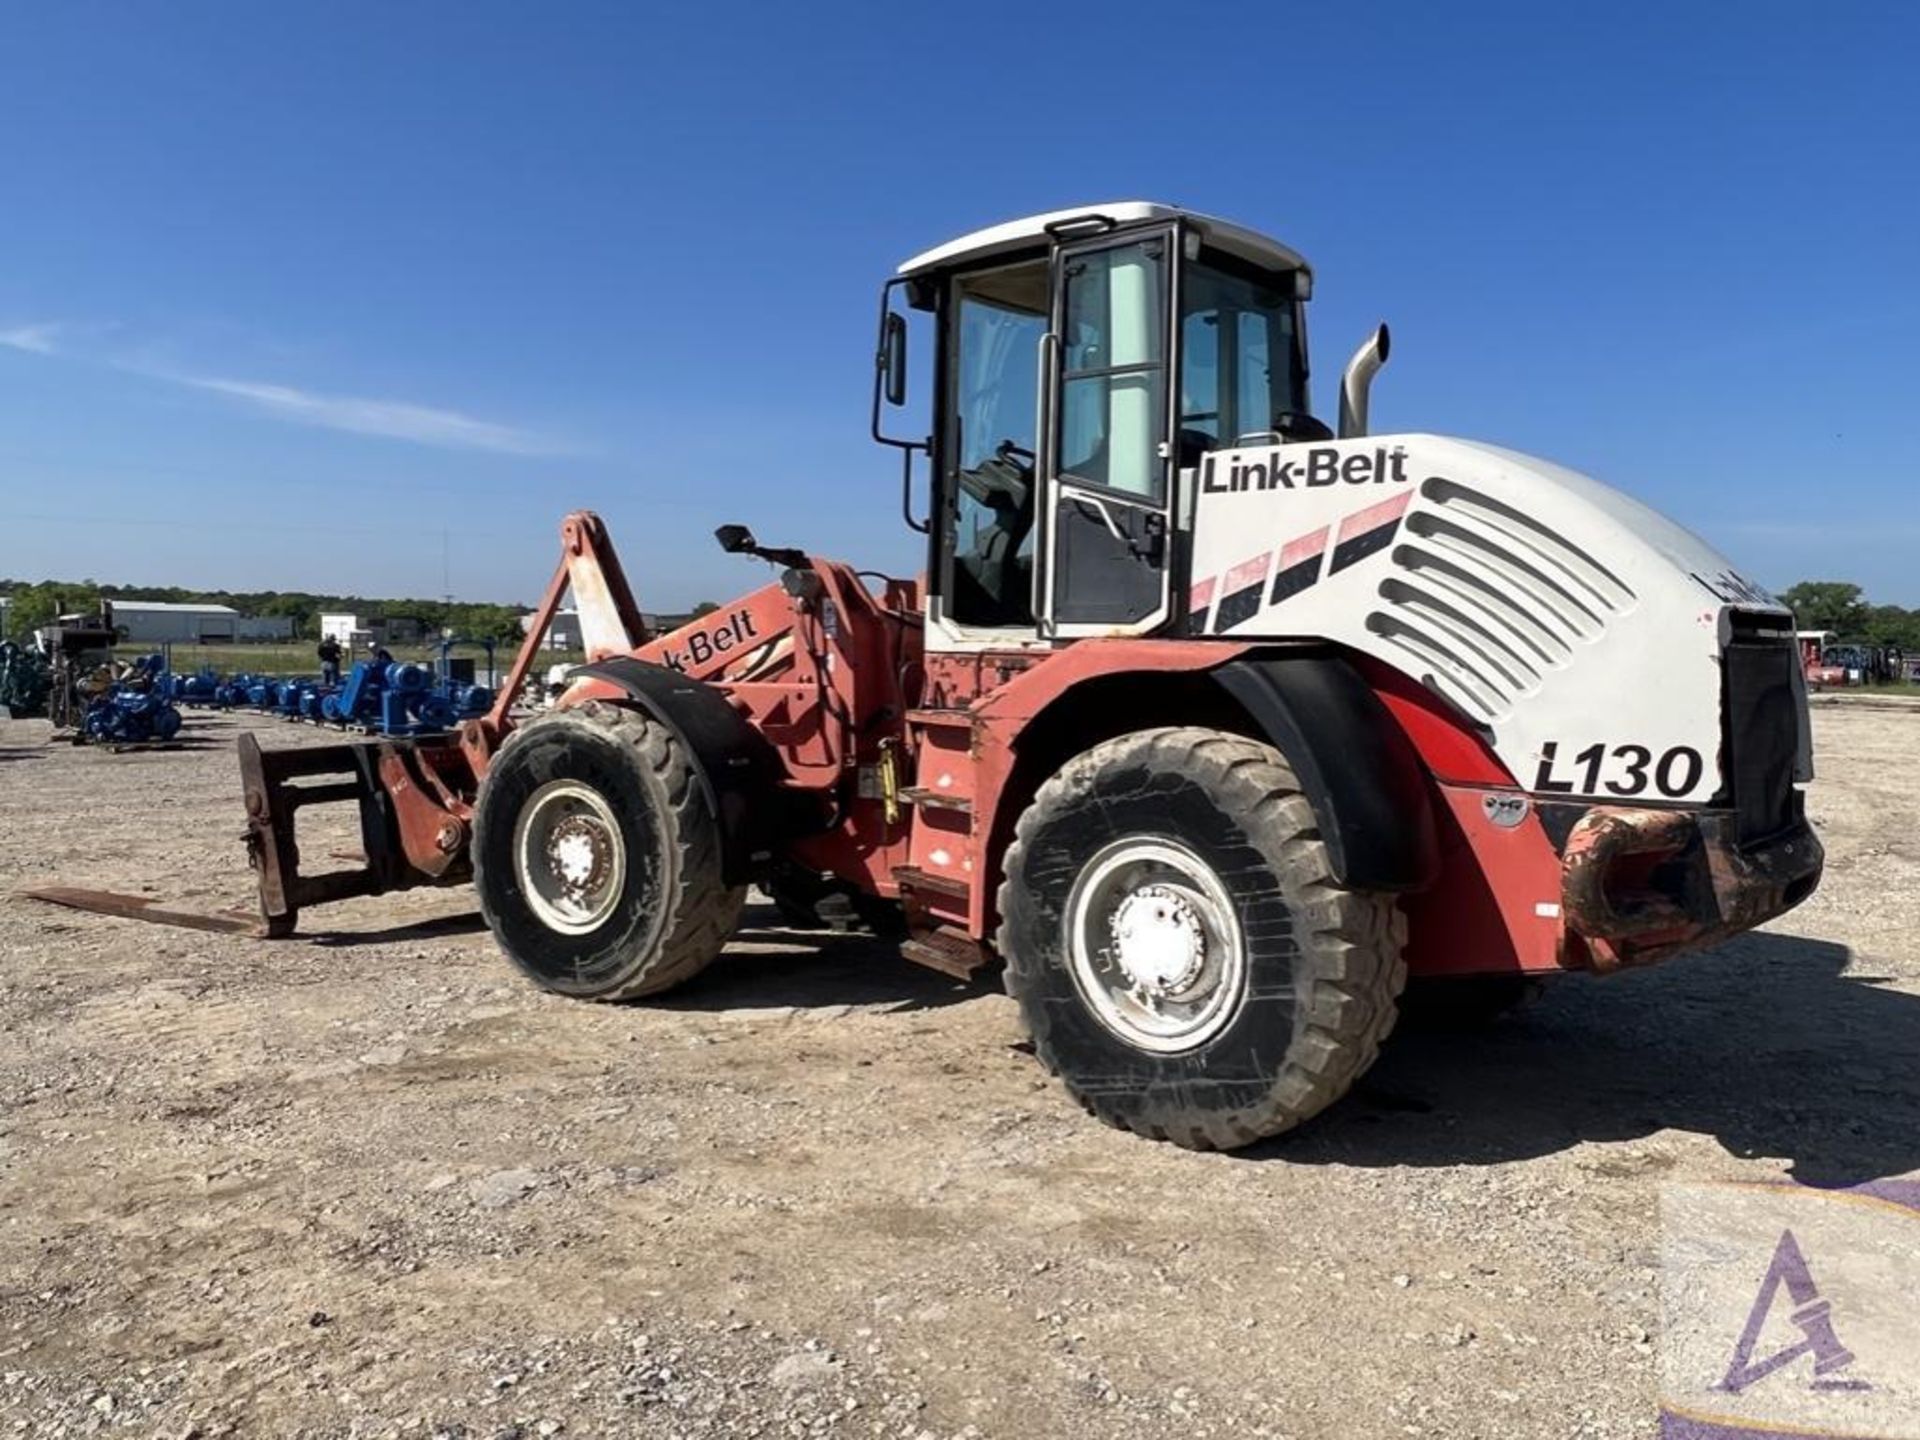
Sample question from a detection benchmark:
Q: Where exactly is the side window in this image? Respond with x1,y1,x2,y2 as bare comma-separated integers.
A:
954,290,1042,469
1057,240,1168,499
1235,311,1275,441
1179,309,1220,448
945,260,1048,627
1180,261,1304,448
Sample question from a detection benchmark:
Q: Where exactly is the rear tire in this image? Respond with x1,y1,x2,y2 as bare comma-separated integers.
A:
997,727,1406,1150
473,701,745,1000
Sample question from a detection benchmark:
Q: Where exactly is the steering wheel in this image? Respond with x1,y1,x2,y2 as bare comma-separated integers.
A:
958,438,1036,511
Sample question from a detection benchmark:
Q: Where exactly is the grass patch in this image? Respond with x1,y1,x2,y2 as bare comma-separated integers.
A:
143,641,531,681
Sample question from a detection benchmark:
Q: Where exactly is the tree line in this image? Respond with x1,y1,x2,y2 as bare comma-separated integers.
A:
1777,582,1920,650
6,573,1913,651
0,579,534,646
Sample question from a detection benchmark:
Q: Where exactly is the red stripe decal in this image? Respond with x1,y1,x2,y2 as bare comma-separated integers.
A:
1224,552,1271,593
1336,490,1413,542
1188,576,1217,610
1276,525,1330,571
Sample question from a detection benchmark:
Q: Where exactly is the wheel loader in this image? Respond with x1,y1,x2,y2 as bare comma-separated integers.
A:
232,203,1823,1150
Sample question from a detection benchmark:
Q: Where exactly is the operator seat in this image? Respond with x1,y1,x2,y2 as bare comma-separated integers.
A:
956,491,1031,625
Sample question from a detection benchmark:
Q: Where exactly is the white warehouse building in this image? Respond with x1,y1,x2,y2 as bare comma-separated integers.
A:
519,607,587,651
112,601,293,645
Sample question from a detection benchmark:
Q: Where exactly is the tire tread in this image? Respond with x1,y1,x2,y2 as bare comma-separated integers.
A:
996,725,1406,1150
477,701,744,1001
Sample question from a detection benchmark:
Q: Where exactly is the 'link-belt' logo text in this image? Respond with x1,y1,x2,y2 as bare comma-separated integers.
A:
1202,445,1409,493
659,608,760,673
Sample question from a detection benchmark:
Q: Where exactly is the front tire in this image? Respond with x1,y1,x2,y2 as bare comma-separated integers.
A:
998,727,1406,1150
473,701,745,1000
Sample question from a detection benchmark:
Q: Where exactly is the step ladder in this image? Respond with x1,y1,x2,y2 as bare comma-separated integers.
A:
892,708,991,979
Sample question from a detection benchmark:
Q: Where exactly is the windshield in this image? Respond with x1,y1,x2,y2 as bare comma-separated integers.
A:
1179,257,1306,450
952,263,1045,469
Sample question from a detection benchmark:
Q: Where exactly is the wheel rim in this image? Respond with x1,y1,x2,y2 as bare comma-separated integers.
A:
513,779,627,935
1063,837,1247,1053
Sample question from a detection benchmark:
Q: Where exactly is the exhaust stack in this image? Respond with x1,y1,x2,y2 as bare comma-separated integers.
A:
1337,323,1391,439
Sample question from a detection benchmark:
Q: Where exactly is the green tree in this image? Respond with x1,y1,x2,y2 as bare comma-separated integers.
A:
1863,604,1920,650
1777,581,1870,636
4,583,102,640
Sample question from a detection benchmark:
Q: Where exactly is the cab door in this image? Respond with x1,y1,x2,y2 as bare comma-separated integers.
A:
1040,225,1179,636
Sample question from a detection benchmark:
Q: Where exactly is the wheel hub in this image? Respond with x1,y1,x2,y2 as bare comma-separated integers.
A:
546,815,612,903
513,779,628,935
1063,838,1248,1053
1109,884,1207,996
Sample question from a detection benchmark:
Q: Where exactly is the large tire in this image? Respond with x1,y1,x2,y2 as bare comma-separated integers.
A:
997,726,1406,1150
472,701,745,1000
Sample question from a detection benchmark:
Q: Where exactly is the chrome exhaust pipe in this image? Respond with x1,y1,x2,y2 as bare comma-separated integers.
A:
1337,323,1391,439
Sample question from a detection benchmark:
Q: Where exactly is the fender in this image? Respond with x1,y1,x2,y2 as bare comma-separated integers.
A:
565,657,779,885
1212,652,1439,893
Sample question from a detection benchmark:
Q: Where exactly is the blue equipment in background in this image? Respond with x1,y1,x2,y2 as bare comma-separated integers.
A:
78,654,184,744
169,669,224,706
82,689,183,744
319,659,490,735
145,638,494,737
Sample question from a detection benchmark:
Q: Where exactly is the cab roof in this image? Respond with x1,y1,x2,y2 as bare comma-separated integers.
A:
896,201,1311,281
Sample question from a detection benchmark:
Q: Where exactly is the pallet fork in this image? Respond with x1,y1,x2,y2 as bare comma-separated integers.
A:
232,509,645,934
22,512,641,939
237,731,473,936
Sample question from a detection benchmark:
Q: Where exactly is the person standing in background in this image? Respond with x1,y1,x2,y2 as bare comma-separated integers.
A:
317,633,342,687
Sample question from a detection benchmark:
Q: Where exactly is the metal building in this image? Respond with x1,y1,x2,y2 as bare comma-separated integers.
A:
519,608,587,650
320,613,428,649
112,602,293,644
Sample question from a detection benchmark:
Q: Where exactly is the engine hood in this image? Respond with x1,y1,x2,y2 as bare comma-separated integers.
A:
1435,438,1783,616
1184,433,1794,804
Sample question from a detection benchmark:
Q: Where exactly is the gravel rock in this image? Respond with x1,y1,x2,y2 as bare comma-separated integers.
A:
0,705,1913,1438
471,1168,546,1209
769,1350,843,1389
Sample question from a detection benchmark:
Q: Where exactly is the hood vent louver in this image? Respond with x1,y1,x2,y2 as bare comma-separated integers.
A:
1367,478,1639,723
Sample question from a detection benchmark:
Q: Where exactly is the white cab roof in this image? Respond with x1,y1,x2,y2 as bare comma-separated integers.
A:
897,201,1310,279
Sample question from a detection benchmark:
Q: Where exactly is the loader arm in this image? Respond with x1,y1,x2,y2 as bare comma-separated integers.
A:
236,509,919,936
477,510,649,751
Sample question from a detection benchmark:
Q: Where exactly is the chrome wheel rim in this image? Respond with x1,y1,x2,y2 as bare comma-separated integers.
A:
1063,837,1246,1053
513,779,627,934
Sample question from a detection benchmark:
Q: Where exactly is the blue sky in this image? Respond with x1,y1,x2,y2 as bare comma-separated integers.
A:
1,2,1915,608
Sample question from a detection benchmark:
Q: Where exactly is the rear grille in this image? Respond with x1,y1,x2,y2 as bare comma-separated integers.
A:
1722,617,1801,847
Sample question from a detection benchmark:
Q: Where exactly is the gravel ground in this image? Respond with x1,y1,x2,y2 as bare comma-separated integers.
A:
1,705,1915,1439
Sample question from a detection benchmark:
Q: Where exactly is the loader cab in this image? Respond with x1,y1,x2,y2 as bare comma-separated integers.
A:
876,202,1315,648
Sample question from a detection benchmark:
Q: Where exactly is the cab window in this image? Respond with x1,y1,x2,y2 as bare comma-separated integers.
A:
1179,259,1305,452
944,259,1047,627
1057,239,1168,500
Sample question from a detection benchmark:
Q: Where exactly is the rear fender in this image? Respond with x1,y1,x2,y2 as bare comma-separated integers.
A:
565,657,779,884
966,642,1440,943
1213,654,1440,893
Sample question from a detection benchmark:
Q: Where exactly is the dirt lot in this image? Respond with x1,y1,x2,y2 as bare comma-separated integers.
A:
1,706,1916,1439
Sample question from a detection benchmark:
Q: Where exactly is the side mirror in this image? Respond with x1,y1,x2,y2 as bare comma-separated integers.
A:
880,311,908,407
714,524,756,554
